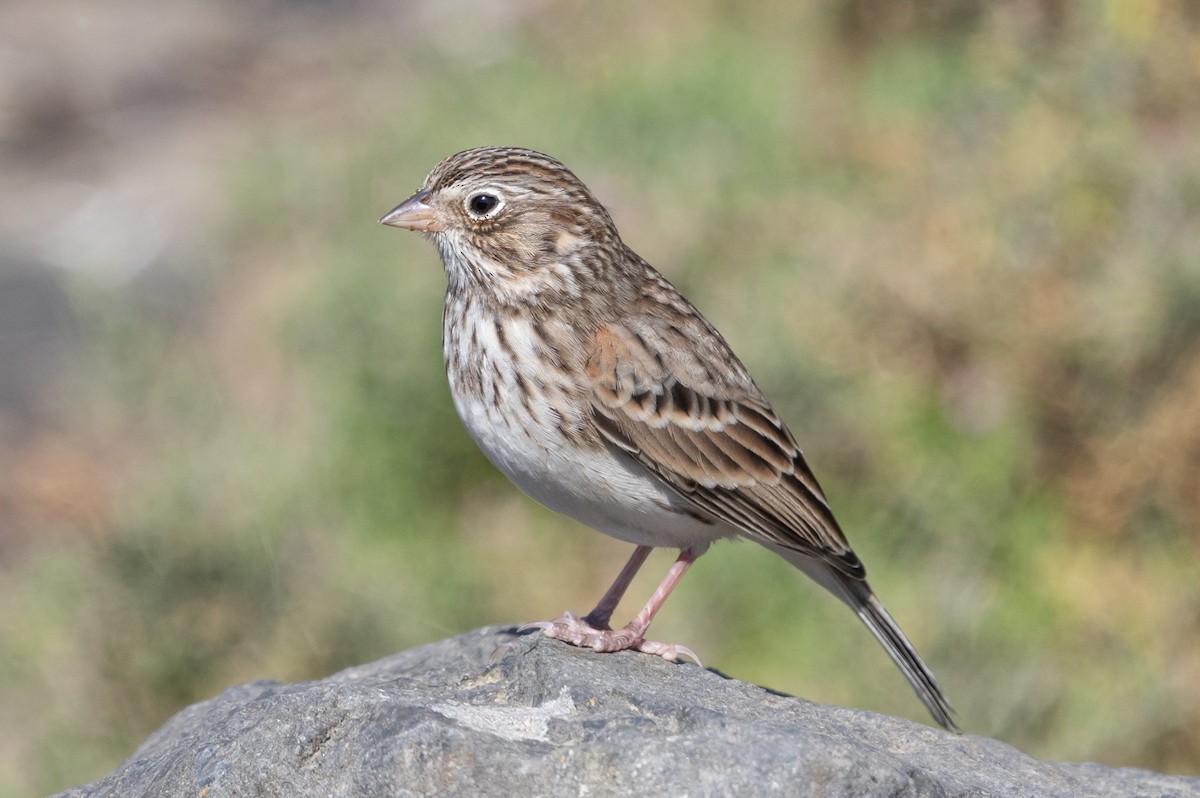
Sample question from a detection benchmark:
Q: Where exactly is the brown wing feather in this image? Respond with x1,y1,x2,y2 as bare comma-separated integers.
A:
585,322,864,579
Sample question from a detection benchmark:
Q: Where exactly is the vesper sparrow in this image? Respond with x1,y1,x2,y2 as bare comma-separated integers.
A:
381,146,956,729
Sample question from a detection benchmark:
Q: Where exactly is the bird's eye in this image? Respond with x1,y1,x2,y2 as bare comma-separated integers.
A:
466,193,502,218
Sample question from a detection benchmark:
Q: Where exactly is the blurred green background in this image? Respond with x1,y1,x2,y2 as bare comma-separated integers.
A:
3,0,1200,793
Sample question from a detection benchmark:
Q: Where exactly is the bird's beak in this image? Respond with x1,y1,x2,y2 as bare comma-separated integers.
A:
379,189,442,232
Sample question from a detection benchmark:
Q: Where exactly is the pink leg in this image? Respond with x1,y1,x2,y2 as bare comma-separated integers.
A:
582,544,653,629
520,547,703,664
624,549,696,640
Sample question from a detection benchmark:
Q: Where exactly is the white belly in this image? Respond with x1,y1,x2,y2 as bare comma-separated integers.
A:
454,392,727,550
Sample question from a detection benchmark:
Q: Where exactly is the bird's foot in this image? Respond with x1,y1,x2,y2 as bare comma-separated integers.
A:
518,612,702,665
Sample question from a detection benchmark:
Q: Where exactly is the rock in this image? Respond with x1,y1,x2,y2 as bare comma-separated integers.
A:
56,626,1200,798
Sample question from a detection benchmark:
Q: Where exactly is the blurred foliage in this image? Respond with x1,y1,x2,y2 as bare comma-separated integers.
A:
4,0,1200,794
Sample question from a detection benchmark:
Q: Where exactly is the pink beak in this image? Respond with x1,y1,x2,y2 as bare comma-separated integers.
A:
380,189,442,232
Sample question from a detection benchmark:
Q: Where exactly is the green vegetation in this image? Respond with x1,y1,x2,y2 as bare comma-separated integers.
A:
4,2,1200,794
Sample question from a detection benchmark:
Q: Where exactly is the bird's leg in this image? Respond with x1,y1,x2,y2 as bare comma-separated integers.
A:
620,548,696,644
581,544,654,629
519,547,703,664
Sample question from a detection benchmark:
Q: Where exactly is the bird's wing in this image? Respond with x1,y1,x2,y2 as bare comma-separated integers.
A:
584,321,864,579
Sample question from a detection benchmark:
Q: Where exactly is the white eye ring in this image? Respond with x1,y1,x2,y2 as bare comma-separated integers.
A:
465,192,504,219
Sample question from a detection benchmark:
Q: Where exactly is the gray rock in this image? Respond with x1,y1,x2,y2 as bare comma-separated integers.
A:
56,626,1199,798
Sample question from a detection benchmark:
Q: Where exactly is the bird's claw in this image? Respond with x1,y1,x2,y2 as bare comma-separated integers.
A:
517,609,585,635
634,639,703,667
517,611,701,665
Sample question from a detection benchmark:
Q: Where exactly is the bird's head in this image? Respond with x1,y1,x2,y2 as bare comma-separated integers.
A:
381,147,623,301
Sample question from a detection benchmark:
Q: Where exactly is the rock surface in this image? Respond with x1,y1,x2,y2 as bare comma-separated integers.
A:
58,626,1199,798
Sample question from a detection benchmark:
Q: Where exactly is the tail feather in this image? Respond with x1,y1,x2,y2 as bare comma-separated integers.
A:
851,585,958,731
772,546,958,731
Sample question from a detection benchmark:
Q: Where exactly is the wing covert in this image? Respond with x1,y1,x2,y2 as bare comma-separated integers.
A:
585,322,864,578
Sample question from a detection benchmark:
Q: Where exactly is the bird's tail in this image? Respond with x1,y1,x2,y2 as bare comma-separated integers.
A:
845,580,958,731
776,549,958,731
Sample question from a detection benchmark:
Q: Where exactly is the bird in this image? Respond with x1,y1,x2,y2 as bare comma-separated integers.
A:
380,146,956,730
